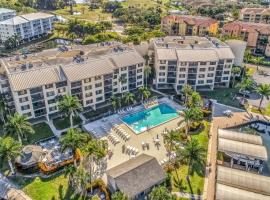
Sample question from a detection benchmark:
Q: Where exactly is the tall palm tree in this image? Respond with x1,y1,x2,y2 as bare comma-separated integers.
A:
187,92,202,108
0,137,22,174
5,112,34,144
110,95,118,112
60,128,90,167
144,66,152,87
58,95,82,128
138,87,151,102
181,84,193,106
236,77,254,97
111,191,128,200
0,95,6,124
123,92,135,105
163,130,179,162
181,139,205,183
64,164,77,187
256,84,270,110
231,66,241,87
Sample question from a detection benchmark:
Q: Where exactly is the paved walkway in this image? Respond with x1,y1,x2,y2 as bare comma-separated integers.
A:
172,192,202,200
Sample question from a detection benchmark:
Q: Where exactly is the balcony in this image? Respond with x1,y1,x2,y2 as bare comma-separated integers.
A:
31,93,44,102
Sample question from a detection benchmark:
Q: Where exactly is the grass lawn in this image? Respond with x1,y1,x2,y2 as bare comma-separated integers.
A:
199,88,242,108
12,174,83,200
251,103,270,117
171,121,210,195
27,123,54,144
53,116,82,130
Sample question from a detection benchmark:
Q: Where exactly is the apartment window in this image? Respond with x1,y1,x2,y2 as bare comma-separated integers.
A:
138,63,143,67
208,67,215,71
137,81,142,86
23,112,32,117
95,76,102,81
180,62,187,66
96,97,103,102
58,87,66,93
85,85,92,90
179,80,185,84
95,83,102,88
18,90,27,96
199,68,206,72
137,69,143,73
49,106,57,112
19,97,29,103
122,86,127,91
223,77,229,80
226,59,233,63
121,67,127,71
84,78,91,83
210,62,216,65
198,74,205,78
224,64,231,69
21,104,30,111
160,60,166,64
96,89,102,95
86,99,93,105
207,79,213,83
200,62,207,65
48,99,56,104
159,78,166,82
159,66,166,70
85,92,92,98
45,84,53,89
71,81,81,88
198,80,204,84
179,68,186,72
207,73,214,77
179,74,185,78
223,71,230,75
137,75,142,79
56,81,67,88
113,82,117,86
189,62,198,67
159,72,166,76
46,91,55,97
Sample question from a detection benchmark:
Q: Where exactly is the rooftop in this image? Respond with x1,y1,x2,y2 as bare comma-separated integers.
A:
241,7,270,15
162,15,217,27
0,8,15,14
223,21,270,34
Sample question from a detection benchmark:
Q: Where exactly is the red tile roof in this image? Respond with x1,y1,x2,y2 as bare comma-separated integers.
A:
241,8,270,15
223,21,270,34
162,15,217,27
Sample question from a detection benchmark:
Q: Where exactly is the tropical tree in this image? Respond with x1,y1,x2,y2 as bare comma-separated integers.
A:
144,65,152,87
149,186,176,200
111,191,128,200
163,130,179,162
0,96,6,124
187,92,202,108
180,139,205,183
5,112,34,144
236,77,254,97
60,128,90,166
0,137,22,174
181,84,193,106
64,164,77,187
123,92,135,105
231,66,241,87
138,87,151,102
58,95,82,128
110,95,119,111
73,166,90,196
256,84,270,110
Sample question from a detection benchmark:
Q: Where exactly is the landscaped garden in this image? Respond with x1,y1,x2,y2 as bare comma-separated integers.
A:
53,116,82,130
29,123,54,144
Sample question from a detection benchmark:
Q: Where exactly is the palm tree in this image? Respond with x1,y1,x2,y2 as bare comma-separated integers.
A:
60,128,90,167
5,112,34,144
163,130,179,162
256,84,270,110
110,95,118,112
0,137,22,174
181,139,205,183
111,191,128,200
236,77,254,97
58,95,82,128
0,96,6,124
149,186,176,200
187,92,202,108
138,87,151,102
231,66,241,87
144,66,152,87
181,84,193,106
123,92,135,105
64,164,77,187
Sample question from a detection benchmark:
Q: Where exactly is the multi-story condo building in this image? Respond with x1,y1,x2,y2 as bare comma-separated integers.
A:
222,21,270,56
0,8,16,21
0,43,144,120
161,15,218,36
0,12,55,43
240,8,270,24
153,36,235,92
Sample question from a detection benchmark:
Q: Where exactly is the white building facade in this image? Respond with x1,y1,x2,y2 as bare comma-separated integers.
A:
0,8,16,21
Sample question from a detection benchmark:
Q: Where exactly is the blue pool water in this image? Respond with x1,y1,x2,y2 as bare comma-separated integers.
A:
122,104,179,134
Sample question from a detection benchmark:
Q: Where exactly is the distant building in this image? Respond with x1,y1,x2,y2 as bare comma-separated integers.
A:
240,8,270,24
222,21,270,56
153,36,235,92
0,8,16,22
161,15,218,36
0,12,55,43
107,154,166,199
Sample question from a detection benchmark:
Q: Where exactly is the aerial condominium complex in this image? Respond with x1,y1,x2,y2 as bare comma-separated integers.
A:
0,12,55,43
153,36,235,92
240,8,270,24
161,15,218,36
0,43,144,120
222,21,270,56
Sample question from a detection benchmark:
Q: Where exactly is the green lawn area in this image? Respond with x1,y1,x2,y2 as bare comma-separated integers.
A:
11,174,83,200
53,116,82,130
199,88,242,108
27,123,54,144
251,103,270,117
171,121,210,195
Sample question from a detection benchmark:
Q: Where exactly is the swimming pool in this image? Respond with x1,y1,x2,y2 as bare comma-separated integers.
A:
122,103,179,134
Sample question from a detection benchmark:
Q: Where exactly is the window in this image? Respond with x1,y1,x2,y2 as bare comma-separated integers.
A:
199,68,206,72
189,62,198,67
45,84,53,89
207,73,214,77
85,92,92,98
56,81,67,88
198,74,205,78
138,63,143,67
84,78,91,83
19,97,28,103
85,85,92,90
23,112,32,117
137,81,142,86
48,99,56,104
21,105,30,111
18,90,27,96
122,86,127,91
179,68,186,72
46,91,55,97
96,90,102,95
95,82,102,88
121,67,127,71
223,71,230,75
58,87,66,93
200,62,207,65
198,80,204,84
226,59,233,63
71,81,81,88
95,76,102,81
159,66,166,70
49,106,57,112
210,62,216,65
179,74,185,78
223,77,229,80
178,80,185,84
137,69,143,73
207,79,213,83
159,78,166,82
137,75,142,79
208,67,215,71
86,99,93,105
159,72,166,76
160,60,166,64
180,62,187,66
96,97,103,102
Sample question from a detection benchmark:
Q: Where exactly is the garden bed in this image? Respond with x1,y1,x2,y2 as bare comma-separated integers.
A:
53,116,82,130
